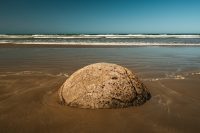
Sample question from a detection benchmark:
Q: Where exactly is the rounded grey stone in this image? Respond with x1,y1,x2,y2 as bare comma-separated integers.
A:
58,63,151,109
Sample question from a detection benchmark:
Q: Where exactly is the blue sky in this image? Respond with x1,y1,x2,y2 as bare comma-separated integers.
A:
0,0,200,34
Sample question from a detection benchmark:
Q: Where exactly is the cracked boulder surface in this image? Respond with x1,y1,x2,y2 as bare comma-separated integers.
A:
58,63,151,109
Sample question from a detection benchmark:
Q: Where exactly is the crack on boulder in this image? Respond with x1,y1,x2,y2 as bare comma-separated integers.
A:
124,68,137,93
123,68,151,106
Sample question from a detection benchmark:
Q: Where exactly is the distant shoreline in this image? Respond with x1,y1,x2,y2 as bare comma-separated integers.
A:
1,43,200,48
1,34,200,47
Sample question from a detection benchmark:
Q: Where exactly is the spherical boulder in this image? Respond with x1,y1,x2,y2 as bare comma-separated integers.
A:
58,63,151,109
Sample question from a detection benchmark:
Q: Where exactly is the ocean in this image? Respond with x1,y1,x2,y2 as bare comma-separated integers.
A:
1,34,200,45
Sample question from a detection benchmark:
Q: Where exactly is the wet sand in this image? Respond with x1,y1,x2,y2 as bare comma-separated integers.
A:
1,43,200,48
0,47,200,133
0,73,199,133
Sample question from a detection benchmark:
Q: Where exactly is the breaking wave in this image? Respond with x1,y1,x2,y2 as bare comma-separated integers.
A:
1,34,200,46
1,34,200,39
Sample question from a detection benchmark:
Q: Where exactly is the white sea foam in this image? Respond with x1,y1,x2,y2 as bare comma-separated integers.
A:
82,34,200,38
0,71,68,77
191,72,200,75
144,74,186,81
1,34,200,46
0,35,32,38
0,40,11,43
173,75,185,79
1,34,200,39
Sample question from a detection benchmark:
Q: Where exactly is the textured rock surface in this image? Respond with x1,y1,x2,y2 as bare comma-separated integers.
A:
58,63,151,109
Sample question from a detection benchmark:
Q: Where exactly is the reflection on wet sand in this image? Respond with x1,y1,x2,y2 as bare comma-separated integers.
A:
0,71,199,133
0,47,200,133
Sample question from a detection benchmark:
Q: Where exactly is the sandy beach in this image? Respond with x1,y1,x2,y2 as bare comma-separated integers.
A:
0,72,199,133
0,46,200,133
1,0,200,132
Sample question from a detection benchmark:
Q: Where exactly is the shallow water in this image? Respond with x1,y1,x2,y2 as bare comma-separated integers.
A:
1,34,200,45
0,47,200,133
